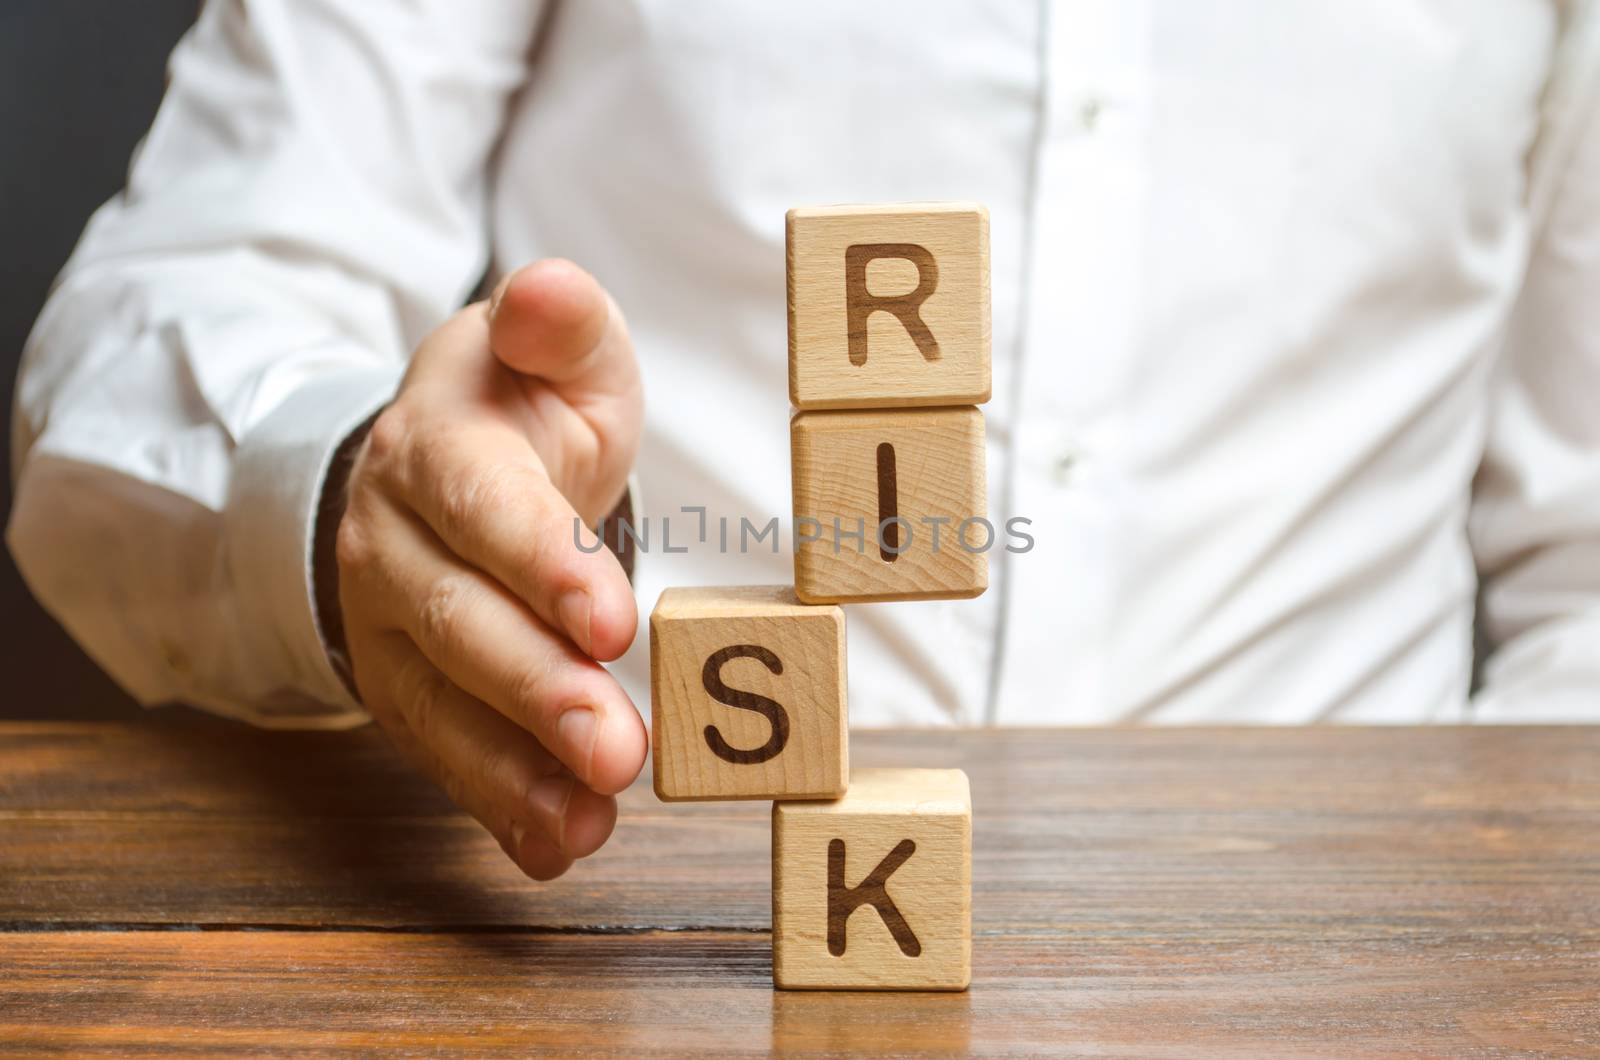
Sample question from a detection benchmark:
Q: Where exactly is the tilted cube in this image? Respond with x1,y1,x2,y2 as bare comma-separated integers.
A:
651,586,847,802
788,202,990,410
791,406,988,603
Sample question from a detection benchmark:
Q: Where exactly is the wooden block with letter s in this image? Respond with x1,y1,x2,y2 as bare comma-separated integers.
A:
650,586,848,802
791,406,987,603
772,767,972,991
788,202,990,410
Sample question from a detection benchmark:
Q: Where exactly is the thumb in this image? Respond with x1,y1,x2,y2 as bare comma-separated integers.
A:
487,259,638,405
485,258,642,521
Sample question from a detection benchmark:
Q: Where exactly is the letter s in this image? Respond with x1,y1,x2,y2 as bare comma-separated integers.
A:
701,644,790,764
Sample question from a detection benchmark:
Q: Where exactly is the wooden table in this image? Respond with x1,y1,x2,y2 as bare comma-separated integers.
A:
1,723,1596,1055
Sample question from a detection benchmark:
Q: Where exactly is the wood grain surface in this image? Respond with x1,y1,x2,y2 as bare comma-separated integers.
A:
787,202,991,410
774,768,971,991
2,723,1598,1055
791,407,988,603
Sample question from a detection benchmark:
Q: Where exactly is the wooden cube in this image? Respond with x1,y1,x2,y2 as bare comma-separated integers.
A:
650,586,848,802
788,202,990,410
791,407,988,603
772,768,972,991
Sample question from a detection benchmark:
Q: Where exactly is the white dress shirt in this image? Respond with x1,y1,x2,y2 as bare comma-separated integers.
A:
11,1,1600,728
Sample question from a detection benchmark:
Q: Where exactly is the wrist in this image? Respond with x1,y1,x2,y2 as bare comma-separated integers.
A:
311,407,384,700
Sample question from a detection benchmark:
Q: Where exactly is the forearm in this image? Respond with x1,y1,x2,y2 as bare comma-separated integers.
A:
9,258,401,722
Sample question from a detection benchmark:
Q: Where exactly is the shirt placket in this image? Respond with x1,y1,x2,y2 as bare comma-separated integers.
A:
990,0,1149,724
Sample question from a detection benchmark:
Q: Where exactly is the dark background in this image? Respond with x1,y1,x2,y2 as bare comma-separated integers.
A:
1,2,200,719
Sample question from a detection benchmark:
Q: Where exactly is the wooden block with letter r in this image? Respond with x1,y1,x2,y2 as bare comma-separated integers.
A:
650,586,847,802
791,406,987,603
772,768,972,991
788,202,990,410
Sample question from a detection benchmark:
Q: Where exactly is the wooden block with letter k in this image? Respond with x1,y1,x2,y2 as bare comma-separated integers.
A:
772,768,972,991
650,586,848,802
788,202,990,410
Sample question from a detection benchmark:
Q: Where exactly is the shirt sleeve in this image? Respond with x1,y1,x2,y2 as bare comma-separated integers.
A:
1469,21,1600,723
6,0,546,727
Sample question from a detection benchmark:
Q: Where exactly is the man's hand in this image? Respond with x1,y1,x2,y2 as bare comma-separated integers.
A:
335,260,646,880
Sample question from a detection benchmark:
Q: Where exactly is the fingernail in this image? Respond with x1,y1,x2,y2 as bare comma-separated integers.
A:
529,776,573,848
557,706,599,779
559,590,593,655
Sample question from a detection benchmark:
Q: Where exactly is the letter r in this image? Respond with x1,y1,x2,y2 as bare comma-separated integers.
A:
845,243,940,366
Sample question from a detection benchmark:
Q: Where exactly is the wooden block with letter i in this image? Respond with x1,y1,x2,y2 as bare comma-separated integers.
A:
772,768,972,991
650,586,847,802
791,406,987,603
788,202,990,410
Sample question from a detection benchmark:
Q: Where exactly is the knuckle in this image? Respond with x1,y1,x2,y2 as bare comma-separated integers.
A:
500,760,546,818
513,663,600,740
439,461,540,542
333,513,374,575
504,506,590,600
406,419,450,470
395,653,453,747
417,575,476,656
506,662,557,729
364,407,411,467
522,524,586,598
508,653,593,734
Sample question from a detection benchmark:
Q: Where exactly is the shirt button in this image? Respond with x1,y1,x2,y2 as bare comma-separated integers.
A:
1052,448,1080,486
1078,96,1104,132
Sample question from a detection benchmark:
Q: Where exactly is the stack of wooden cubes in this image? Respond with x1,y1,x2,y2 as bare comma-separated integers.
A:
651,203,991,991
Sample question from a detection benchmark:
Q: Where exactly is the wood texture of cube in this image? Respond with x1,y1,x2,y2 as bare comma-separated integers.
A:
788,203,990,410
650,586,847,802
772,768,971,991
791,407,987,603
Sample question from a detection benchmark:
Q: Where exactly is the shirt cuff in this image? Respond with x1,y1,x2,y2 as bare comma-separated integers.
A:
224,365,400,726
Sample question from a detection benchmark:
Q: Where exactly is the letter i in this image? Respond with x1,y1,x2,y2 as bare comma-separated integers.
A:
876,442,898,563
